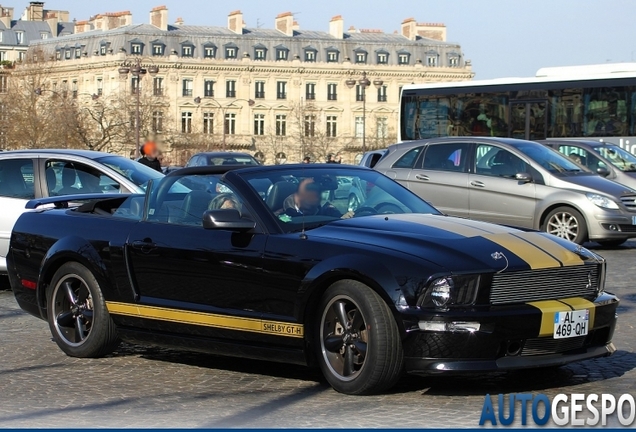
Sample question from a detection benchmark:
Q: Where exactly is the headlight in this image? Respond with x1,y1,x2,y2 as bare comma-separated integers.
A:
418,275,480,310
586,193,619,209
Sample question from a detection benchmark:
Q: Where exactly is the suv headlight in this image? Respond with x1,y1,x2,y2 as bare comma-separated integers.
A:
418,275,480,310
586,193,619,209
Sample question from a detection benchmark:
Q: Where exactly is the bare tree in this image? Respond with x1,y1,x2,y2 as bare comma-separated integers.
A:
288,102,339,163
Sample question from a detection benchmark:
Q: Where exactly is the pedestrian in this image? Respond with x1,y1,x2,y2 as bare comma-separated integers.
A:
326,154,336,163
302,156,311,164
137,141,162,172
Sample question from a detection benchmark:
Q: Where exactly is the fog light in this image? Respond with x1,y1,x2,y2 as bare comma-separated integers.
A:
608,224,619,231
431,277,452,308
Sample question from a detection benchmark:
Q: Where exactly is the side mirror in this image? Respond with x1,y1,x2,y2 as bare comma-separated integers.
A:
515,172,532,183
202,209,255,232
597,167,611,177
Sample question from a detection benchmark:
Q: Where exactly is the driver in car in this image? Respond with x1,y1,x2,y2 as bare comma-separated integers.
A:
278,178,354,219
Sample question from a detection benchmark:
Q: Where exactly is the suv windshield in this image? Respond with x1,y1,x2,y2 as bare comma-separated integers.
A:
514,143,588,174
239,167,439,233
594,145,636,172
96,156,164,190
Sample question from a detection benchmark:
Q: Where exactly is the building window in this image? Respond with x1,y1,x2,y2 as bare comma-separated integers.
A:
304,115,315,137
305,83,315,100
254,114,265,136
377,85,387,102
131,76,140,94
255,81,265,99
152,44,164,56
153,77,163,96
0,32,3,43
18,51,25,62
356,85,364,102
377,52,388,64
327,83,337,101
204,46,216,59
276,49,288,61
203,112,214,134
254,48,266,61
226,80,236,98
355,117,364,138
277,81,287,99
65,50,71,60
16,31,23,44
398,53,410,65
96,78,103,96
204,80,214,97
326,50,338,63
449,56,459,67
225,46,237,59
225,113,236,135
0,76,8,93
131,43,142,55
355,51,367,64
72,81,78,99
181,111,193,133
275,114,287,136
55,50,61,60
182,45,194,57
304,50,316,62
74,48,81,58
376,117,388,138
427,55,438,67
153,111,163,133
100,45,107,56
326,115,337,137
181,79,193,97
40,32,48,39
61,80,68,98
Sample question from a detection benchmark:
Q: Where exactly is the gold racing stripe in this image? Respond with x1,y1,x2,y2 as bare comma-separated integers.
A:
528,297,596,337
559,297,596,329
512,232,584,267
105,301,304,338
481,233,561,269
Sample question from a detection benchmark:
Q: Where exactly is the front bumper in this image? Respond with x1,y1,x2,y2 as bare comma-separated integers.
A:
400,294,618,374
588,211,636,240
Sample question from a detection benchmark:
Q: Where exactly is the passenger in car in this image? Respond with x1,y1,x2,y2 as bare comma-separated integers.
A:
209,193,242,212
277,178,353,218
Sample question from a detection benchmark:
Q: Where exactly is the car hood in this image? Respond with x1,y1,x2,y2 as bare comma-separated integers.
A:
309,214,599,273
554,173,636,196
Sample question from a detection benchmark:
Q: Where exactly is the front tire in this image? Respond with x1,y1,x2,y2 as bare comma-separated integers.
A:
47,262,119,358
316,280,403,395
542,206,588,244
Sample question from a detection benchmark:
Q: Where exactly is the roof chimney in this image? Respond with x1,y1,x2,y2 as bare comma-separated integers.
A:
401,17,416,40
150,5,168,31
228,10,243,34
174,17,183,25
329,15,343,39
275,12,293,36
25,1,43,21
0,7,13,28
292,20,299,31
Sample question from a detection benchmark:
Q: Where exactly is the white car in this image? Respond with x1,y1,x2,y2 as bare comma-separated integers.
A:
0,149,163,275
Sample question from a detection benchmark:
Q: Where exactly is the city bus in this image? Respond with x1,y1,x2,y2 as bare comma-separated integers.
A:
399,63,636,153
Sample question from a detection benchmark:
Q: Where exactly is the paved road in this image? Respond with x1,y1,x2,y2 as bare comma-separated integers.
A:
0,241,635,428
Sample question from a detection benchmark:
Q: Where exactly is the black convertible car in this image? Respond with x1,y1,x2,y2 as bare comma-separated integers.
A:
9,165,618,395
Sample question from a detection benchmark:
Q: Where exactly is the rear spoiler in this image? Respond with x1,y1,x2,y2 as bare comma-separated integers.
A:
25,193,129,210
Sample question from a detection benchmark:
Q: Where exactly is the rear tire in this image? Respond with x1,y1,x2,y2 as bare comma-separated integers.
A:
542,206,588,244
47,262,119,358
315,280,403,395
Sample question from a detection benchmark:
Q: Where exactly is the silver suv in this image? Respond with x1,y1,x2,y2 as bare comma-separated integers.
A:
374,137,636,246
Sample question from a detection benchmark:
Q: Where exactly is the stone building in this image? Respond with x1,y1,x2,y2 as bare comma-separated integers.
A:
26,6,474,164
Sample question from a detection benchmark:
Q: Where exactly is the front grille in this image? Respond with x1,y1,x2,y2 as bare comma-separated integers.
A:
489,264,599,305
620,195,636,211
521,336,586,356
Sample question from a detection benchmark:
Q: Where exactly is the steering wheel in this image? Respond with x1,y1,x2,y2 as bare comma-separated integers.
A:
375,202,404,215
353,206,378,217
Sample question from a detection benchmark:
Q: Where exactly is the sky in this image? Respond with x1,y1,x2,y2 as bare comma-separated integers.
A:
22,0,636,79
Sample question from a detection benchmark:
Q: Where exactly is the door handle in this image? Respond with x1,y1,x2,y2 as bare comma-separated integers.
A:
131,240,157,253
470,180,485,188
415,174,429,181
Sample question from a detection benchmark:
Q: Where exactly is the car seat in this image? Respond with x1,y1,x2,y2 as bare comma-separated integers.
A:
45,167,57,196
266,181,298,212
58,163,79,195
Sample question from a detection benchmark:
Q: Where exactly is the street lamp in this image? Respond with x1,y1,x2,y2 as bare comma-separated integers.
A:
346,71,383,153
118,59,159,158
194,96,255,151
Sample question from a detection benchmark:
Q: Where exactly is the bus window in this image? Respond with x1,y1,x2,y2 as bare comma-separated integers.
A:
583,87,629,137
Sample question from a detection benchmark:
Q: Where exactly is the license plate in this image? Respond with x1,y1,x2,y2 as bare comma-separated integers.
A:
554,310,589,339
632,216,636,225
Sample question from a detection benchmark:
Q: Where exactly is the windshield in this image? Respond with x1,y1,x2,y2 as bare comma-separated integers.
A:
239,167,439,233
96,156,164,190
594,145,636,172
513,143,588,174
208,155,259,166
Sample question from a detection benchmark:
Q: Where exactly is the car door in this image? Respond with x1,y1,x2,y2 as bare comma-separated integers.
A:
0,157,38,271
125,176,268,343
407,142,471,217
468,143,536,228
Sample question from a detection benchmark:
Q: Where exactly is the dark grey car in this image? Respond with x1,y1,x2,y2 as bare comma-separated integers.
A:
374,137,636,246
